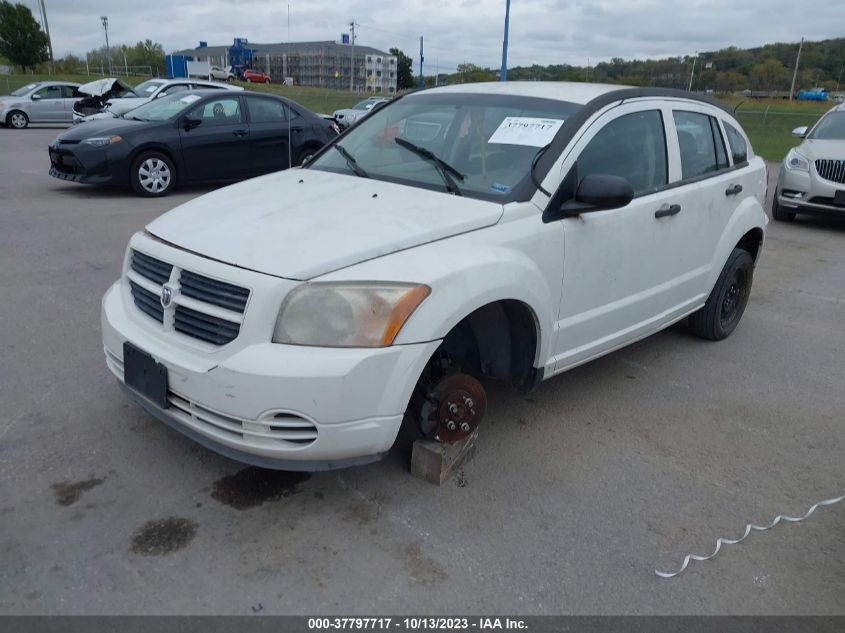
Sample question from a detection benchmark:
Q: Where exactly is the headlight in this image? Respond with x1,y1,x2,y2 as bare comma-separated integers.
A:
785,148,810,172
81,135,123,147
273,282,430,347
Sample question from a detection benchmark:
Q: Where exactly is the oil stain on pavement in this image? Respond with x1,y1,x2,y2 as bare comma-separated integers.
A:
211,467,311,510
51,477,105,506
131,517,198,556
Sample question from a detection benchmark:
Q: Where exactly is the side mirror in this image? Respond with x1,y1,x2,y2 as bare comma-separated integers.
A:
31,94,42,101
792,126,809,138
181,116,202,131
560,174,634,216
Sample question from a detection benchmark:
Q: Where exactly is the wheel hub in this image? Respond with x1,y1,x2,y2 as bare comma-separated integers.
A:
421,373,487,443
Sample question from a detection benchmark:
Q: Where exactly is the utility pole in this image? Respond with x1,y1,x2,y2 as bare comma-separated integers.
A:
836,62,844,93
419,36,424,88
789,37,804,101
349,21,356,92
101,16,111,74
38,0,53,74
500,0,510,81
688,52,697,91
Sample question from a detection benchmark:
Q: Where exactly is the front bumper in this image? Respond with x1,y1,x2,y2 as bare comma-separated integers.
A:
777,163,845,216
102,280,440,470
48,142,130,186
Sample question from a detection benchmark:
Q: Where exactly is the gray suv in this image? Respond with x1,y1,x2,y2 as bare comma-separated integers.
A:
774,102,845,221
0,81,82,128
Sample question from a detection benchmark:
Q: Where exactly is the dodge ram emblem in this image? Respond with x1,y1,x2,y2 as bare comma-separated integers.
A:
160,284,174,308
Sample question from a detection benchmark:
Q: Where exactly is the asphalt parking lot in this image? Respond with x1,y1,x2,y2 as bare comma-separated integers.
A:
1,126,843,615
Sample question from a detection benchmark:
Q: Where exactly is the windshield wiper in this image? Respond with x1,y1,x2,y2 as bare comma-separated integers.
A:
333,144,369,178
394,137,464,196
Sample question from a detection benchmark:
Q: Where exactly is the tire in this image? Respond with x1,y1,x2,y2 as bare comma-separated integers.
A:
130,151,176,197
264,79,271,84
689,248,754,341
7,110,29,129
296,146,319,166
771,195,796,222
246,78,252,83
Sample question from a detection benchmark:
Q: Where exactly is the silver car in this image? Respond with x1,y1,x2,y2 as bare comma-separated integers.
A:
0,81,82,129
774,102,845,221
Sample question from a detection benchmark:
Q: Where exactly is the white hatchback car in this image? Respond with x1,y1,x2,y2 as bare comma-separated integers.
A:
102,82,767,470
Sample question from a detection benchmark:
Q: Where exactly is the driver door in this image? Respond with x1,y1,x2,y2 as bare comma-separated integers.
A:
30,85,65,121
552,101,687,372
178,96,252,181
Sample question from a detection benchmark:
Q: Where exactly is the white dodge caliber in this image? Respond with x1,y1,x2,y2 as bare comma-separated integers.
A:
102,82,768,470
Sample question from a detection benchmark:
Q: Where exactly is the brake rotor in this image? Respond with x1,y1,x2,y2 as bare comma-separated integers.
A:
421,373,487,443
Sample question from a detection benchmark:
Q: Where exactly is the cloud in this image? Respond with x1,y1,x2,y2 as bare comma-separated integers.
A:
26,0,845,73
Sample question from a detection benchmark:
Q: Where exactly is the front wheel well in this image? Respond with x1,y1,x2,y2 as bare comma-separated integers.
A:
423,300,540,394
735,227,764,264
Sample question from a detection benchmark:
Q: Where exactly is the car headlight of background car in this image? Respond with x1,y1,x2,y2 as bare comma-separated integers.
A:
784,148,810,172
273,282,430,347
81,135,123,147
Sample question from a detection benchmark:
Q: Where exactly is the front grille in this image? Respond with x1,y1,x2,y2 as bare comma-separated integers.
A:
808,196,845,208
49,150,81,175
126,250,250,346
815,159,845,184
131,250,173,285
129,280,164,323
174,305,240,345
180,270,249,312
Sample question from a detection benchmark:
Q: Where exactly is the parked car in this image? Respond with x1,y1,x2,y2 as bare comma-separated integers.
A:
1,81,81,128
101,82,767,471
72,77,138,121
210,65,235,82
76,78,244,122
773,102,845,221
333,97,390,129
50,90,339,196
243,69,271,84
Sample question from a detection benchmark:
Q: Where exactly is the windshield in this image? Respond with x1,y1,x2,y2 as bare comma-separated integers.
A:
308,93,581,202
809,111,845,140
124,93,203,121
11,83,39,96
134,80,166,96
353,100,377,110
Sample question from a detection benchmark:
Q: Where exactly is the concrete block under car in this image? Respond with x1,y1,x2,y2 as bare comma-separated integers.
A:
411,430,479,485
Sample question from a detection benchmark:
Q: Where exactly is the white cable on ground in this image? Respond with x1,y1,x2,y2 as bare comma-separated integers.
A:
655,494,844,579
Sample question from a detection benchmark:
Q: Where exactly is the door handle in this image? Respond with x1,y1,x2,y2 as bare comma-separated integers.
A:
232,129,248,136
654,204,681,218
725,184,743,196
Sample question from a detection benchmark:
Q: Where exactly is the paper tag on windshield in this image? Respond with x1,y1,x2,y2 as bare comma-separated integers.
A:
488,117,564,147
179,95,201,104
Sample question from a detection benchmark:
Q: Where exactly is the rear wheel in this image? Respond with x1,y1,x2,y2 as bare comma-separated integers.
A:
772,195,796,222
264,78,271,84
130,151,175,197
246,78,253,83
296,146,319,166
689,248,754,341
7,110,29,129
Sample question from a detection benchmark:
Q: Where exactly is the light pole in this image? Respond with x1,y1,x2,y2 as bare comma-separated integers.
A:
500,0,510,81
100,16,111,74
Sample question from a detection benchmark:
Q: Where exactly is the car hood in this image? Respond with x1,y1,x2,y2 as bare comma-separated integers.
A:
54,117,158,141
799,139,845,159
78,77,134,97
146,168,504,280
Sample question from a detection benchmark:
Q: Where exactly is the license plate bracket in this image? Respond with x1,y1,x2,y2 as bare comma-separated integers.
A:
123,342,168,409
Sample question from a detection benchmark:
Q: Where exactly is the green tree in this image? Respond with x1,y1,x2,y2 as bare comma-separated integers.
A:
452,63,496,84
0,1,49,71
751,58,789,92
389,47,414,90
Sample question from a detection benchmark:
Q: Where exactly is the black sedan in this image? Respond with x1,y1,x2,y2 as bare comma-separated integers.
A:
49,90,339,196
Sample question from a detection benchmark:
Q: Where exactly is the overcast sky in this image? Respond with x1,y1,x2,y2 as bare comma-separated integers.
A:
27,0,845,73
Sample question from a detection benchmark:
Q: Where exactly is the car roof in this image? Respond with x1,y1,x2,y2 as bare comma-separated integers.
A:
24,81,81,88
416,81,732,114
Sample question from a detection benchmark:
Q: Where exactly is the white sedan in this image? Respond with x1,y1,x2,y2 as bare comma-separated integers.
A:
102,81,767,471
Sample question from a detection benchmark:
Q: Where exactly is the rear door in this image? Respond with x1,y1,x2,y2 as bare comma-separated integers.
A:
242,95,295,174
178,95,251,181
59,85,80,121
